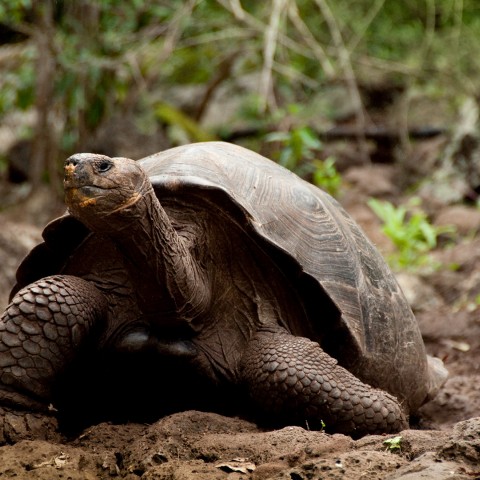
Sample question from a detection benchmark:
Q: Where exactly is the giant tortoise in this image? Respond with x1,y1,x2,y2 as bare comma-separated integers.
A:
0,142,446,439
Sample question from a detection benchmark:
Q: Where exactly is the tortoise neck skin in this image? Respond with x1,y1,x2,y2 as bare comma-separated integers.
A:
63,153,210,328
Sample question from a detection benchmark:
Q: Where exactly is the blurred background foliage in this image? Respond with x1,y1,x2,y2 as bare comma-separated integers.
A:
0,0,479,196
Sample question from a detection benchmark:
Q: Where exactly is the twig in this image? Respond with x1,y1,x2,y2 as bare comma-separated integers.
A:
314,0,369,161
31,0,59,192
194,52,239,121
219,124,445,143
452,0,464,51
421,0,436,59
287,2,335,79
259,0,288,112
272,60,319,89
216,0,318,61
121,0,200,111
180,28,255,48
348,0,386,52
155,0,200,63
354,55,418,76
227,0,247,20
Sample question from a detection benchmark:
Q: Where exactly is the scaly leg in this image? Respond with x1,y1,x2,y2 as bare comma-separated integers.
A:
240,328,408,437
0,275,107,443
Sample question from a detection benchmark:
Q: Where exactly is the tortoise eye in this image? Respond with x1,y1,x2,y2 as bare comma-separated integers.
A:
98,161,112,173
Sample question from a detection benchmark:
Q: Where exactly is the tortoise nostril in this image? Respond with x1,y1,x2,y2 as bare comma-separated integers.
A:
65,156,80,167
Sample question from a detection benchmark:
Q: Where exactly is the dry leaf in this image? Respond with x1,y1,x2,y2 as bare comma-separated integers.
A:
215,458,256,474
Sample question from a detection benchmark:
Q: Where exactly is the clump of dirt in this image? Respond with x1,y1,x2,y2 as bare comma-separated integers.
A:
1,412,480,479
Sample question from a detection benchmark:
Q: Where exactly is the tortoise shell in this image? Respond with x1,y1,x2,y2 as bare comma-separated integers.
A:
13,142,431,412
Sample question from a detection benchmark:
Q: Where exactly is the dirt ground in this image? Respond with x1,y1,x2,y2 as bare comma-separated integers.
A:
0,148,479,479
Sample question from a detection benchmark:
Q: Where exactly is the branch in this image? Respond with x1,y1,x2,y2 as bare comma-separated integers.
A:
219,124,445,143
259,0,288,112
193,52,239,121
216,0,319,62
31,0,58,191
348,0,386,52
314,0,369,160
287,2,335,79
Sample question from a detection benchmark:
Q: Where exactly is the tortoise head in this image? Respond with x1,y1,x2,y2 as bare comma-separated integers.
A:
64,153,151,232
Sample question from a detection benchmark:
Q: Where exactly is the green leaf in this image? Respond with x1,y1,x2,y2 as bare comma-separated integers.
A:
384,435,402,452
265,132,291,143
368,198,456,271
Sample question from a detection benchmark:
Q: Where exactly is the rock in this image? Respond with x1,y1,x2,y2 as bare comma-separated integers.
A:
440,417,480,465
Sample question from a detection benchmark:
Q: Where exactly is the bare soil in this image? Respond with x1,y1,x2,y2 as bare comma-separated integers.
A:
0,158,479,479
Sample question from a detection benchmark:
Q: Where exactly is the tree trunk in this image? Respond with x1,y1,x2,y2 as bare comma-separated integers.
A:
30,0,58,192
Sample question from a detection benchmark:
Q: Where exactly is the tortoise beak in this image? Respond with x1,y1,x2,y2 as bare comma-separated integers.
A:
64,153,112,188
64,154,110,209
63,162,76,188
64,154,89,188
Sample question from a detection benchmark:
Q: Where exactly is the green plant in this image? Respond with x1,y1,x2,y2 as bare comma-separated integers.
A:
265,125,341,195
154,103,216,144
3,0,480,197
368,197,455,271
384,435,402,453
312,157,341,196
265,125,321,172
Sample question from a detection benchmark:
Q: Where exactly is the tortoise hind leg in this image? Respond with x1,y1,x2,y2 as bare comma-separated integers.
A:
0,275,107,443
239,327,408,438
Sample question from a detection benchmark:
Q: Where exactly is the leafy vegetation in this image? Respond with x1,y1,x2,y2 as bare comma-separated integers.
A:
368,197,455,271
266,124,341,196
311,158,341,196
266,126,322,173
383,435,403,453
1,0,480,204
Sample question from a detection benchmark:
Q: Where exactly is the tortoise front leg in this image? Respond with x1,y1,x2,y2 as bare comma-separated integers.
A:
239,328,408,438
0,275,107,443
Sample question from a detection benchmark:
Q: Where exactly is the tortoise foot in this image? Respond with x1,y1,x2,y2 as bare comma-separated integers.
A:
0,405,60,445
240,328,408,438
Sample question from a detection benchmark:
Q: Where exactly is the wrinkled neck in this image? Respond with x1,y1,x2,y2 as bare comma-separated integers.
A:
102,188,210,327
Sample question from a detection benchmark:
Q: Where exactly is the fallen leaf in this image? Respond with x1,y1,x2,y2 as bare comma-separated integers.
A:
215,458,256,474
33,452,69,469
442,339,470,352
